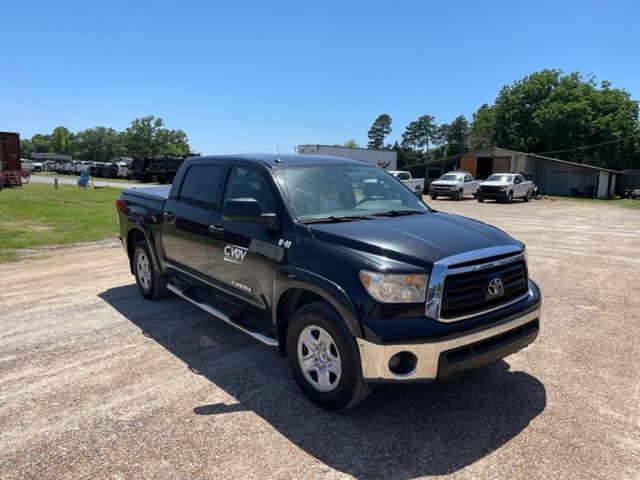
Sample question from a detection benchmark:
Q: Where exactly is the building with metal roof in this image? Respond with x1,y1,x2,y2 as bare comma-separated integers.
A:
406,147,623,198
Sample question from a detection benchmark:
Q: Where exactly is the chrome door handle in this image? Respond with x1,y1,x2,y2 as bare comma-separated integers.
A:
209,224,224,237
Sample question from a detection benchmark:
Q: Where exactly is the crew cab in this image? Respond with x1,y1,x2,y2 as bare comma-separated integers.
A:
117,154,541,410
387,170,424,194
20,159,43,173
429,171,481,200
477,173,534,203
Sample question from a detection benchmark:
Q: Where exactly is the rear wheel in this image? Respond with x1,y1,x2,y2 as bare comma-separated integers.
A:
523,190,531,202
287,301,370,410
133,241,169,299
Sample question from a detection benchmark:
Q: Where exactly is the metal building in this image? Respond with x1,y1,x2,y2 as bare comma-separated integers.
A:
407,147,622,198
297,144,397,170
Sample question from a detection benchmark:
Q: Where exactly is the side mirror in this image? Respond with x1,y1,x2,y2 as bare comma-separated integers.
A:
223,198,277,227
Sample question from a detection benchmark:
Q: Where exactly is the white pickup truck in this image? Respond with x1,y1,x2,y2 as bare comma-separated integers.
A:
388,170,424,194
477,173,534,203
429,171,481,200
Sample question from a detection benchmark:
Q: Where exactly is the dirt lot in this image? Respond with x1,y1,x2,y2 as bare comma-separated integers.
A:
1,198,638,479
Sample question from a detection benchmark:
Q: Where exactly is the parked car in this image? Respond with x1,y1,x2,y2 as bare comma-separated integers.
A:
70,161,92,174
43,160,57,172
117,154,541,410
116,158,132,179
20,159,43,172
477,173,534,203
98,163,119,178
387,170,424,194
429,171,481,200
88,162,106,176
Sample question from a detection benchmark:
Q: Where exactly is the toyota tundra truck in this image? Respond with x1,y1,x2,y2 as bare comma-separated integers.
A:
117,154,541,410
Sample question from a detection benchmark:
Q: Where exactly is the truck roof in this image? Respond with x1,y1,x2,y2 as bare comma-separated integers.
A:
185,153,369,168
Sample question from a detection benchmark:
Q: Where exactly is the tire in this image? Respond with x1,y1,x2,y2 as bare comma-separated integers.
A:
523,190,531,202
478,197,484,203
505,192,513,203
456,189,463,201
133,241,169,300
287,301,371,410
430,194,437,200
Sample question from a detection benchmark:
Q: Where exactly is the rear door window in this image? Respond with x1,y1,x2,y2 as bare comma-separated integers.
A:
179,164,223,207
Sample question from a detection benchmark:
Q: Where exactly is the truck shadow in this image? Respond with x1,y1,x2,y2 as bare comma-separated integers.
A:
99,285,546,479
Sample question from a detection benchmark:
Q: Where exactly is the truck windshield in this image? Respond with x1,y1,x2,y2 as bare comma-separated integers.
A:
487,174,514,182
439,174,465,181
275,165,429,222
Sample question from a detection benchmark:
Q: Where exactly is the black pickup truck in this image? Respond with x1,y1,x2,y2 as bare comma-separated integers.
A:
117,154,541,410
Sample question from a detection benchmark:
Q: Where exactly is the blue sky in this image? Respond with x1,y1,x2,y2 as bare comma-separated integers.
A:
1,0,638,154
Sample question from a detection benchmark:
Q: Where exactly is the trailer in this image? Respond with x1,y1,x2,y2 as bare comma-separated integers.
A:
0,132,29,188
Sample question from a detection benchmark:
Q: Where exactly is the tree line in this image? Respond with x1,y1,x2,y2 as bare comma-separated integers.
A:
20,116,191,163
362,69,640,171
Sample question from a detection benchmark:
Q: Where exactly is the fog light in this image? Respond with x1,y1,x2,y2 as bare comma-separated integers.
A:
388,352,418,376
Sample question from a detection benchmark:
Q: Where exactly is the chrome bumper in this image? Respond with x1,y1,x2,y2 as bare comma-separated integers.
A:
356,306,541,382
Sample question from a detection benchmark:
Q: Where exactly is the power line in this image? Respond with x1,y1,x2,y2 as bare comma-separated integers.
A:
536,133,640,155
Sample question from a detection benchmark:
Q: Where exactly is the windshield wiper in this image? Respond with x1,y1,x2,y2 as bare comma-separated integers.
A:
371,210,427,217
301,215,373,224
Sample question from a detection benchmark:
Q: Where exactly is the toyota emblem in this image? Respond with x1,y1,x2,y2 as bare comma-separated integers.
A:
487,277,504,297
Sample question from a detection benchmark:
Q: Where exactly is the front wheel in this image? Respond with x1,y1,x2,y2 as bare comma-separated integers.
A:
477,197,484,203
430,194,437,200
456,189,463,200
287,301,370,410
505,192,513,203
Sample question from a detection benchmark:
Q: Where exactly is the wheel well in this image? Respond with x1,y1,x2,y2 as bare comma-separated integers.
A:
275,288,324,356
127,228,146,273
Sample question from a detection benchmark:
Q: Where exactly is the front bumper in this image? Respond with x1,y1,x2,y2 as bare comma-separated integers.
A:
430,188,458,197
477,190,508,200
357,305,540,383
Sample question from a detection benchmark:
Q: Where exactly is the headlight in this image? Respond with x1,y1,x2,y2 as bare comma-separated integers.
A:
359,271,428,303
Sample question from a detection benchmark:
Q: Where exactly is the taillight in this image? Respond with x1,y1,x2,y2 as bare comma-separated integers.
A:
115,199,126,212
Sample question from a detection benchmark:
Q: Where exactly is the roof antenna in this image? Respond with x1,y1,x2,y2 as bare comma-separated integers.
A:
275,144,293,213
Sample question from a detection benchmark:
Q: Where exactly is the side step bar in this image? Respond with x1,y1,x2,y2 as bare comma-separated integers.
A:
167,283,278,347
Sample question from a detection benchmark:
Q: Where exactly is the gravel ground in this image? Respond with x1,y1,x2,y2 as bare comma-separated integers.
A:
0,197,638,479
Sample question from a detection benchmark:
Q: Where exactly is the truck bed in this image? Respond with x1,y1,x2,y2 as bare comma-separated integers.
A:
121,186,171,212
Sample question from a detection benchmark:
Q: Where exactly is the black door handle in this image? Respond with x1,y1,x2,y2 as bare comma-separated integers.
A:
163,211,175,222
209,224,224,237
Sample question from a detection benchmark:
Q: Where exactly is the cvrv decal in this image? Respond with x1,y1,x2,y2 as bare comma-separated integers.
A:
224,244,248,264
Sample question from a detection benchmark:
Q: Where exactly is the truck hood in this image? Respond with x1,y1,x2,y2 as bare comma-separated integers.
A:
430,180,461,187
307,212,518,270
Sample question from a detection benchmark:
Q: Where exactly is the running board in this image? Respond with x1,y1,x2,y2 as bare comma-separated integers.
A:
167,283,278,347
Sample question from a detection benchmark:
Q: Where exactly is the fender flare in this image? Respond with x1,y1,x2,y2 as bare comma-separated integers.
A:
272,266,364,339
125,220,163,275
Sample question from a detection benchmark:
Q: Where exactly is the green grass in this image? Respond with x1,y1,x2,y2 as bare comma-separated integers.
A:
552,195,640,209
0,184,121,263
